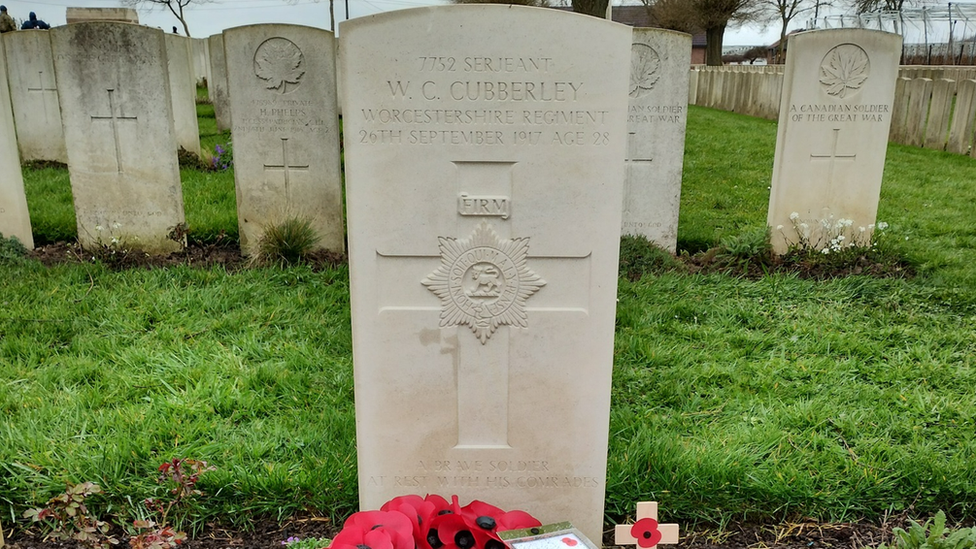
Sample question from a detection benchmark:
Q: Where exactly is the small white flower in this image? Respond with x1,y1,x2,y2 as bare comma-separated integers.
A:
776,225,784,230
837,235,845,241
112,222,121,229
789,212,799,221
822,248,830,254
905,236,910,240
95,225,103,232
859,227,866,232
111,237,119,245
878,222,889,230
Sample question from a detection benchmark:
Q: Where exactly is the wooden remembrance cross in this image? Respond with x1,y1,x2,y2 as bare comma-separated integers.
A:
375,160,592,448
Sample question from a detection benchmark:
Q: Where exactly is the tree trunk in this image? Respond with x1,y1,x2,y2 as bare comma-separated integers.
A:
330,0,335,32
572,0,610,18
705,24,726,66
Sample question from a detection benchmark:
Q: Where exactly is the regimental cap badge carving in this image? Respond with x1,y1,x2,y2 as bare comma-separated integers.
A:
819,43,869,99
422,221,546,344
630,42,662,98
253,37,305,94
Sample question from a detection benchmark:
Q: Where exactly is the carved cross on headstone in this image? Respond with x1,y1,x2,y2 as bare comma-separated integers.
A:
263,137,310,201
375,160,592,449
27,70,58,120
624,131,653,215
809,128,857,191
614,502,679,549
90,88,138,173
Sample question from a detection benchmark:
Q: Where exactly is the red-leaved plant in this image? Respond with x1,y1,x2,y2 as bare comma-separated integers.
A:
23,482,119,549
329,495,541,549
131,458,215,549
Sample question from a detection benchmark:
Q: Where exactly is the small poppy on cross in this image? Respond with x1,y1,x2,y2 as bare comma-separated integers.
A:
613,502,679,549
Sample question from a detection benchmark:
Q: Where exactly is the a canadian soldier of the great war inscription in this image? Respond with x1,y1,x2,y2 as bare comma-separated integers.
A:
341,6,631,543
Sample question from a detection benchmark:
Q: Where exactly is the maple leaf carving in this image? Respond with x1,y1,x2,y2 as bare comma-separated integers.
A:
254,38,305,93
819,44,869,99
630,43,661,97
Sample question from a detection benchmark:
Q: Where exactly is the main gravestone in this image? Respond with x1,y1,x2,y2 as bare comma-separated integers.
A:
3,30,68,163
623,28,690,252
51,23,185,253
0,35,34,248
224,24,344,255
767,29,901,254
341,6,630,542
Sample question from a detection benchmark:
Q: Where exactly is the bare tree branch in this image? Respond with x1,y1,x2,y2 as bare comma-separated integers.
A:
119,0,214,37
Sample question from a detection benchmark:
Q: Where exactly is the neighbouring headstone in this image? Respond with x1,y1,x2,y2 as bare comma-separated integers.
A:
340,6,630,542
65,7,139,24
163,34,202,157
51,22,185,253
224,24,344,255
191,37,211,88
0,36,34,248
3,30,68,163
767,29,901,254
208,33,232,131
623,28,690,251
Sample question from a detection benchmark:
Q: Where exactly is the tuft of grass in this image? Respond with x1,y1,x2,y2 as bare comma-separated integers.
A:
254,218,322,267
0,233,31,266
618,235,682,280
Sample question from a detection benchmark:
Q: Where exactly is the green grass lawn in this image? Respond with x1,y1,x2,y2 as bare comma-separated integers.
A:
3,104,976,531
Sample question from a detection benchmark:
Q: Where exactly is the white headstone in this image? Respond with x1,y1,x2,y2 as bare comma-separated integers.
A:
191,37,211,89
51,23,186,254
224,24,344,256
0,36,34,248
3,30,68,163
623,28,691,252
340,6,630,542
767,29,901,254
163,34,202,157
208,33,232,132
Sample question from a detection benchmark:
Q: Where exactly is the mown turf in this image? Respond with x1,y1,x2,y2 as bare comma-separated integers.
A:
3,104,976,531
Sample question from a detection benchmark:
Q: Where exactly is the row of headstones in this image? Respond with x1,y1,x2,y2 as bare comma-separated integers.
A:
690,69,785,120
0,8,901,540
2,30,202,164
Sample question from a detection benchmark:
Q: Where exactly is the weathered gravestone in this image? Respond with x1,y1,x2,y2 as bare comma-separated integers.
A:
3,30,68,163
208,33,232,132
767,29,901,254
224,24,344,255
191,38,211,89
0,36,34,248
163,34,202,157
340,6,630,542
624,28,690,252
51,23,185,253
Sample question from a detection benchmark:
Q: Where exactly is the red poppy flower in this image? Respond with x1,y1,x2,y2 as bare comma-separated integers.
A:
329,510,415,549
431,498,542,549
631,518,662,549
380,495,451,549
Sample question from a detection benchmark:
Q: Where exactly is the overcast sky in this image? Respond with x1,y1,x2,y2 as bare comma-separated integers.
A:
0,0,783,45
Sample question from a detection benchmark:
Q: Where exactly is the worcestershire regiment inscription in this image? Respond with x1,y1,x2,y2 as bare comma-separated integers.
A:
341,6,631,542
51,23,185,254
767,29,901,254
623,29,691,252
224,24,344,256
